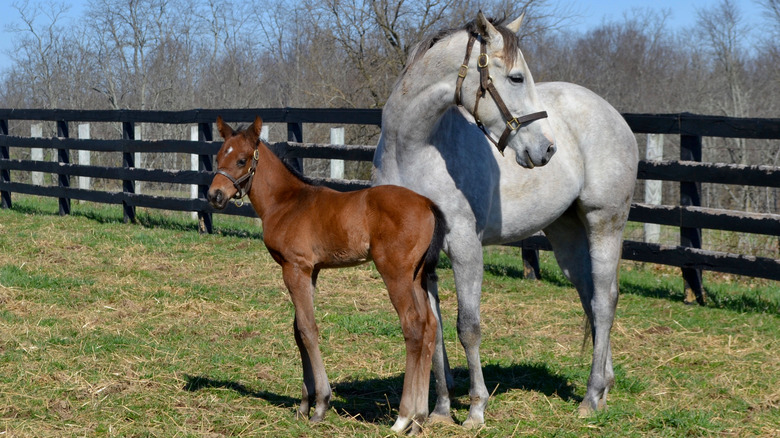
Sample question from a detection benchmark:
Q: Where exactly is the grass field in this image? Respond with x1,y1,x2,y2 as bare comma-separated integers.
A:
0,197,778,437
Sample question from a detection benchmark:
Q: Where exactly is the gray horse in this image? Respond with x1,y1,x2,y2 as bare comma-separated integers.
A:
373,12,638,428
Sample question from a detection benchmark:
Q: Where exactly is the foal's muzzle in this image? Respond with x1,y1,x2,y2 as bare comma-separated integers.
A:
207,188,228,209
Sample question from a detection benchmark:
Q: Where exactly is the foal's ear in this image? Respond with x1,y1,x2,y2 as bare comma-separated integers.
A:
476,11,502,43
249,116,264,141
506,13,525,34
216,116,234,140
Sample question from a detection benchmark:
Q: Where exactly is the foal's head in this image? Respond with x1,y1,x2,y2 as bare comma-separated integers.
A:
207,116,263,209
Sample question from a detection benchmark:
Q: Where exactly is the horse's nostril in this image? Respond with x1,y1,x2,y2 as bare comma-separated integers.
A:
208,189,223,206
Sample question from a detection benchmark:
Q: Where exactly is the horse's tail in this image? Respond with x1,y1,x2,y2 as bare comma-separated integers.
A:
415,202,446,281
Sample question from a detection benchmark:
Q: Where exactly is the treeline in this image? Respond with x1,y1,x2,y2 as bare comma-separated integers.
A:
0,0,778,220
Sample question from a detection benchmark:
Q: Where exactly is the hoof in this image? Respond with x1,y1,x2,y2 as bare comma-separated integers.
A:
309,412,326,423
392,416,427,435
578,402,596,418
427,412,456,425
295,409,309,421
462,417,484,430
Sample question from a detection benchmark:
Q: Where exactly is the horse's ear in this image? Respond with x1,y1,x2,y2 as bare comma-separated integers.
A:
250,116,264,141
476,11,501,43
506,13,525,34
216,116,234,140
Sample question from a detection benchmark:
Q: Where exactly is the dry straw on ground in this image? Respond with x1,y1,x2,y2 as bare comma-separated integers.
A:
0,204,778,437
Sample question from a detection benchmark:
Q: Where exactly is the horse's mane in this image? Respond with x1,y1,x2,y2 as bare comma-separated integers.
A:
277,150,320,187
403,17,519,74
232,124,321,187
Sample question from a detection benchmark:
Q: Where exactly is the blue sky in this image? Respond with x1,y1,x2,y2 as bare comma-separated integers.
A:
0,0,767,72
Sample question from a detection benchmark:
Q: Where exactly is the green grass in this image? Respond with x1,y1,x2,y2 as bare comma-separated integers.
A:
0,195,778,437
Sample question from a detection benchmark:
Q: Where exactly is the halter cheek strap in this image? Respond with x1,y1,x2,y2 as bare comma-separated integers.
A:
455,33,548,155
216,144,260,206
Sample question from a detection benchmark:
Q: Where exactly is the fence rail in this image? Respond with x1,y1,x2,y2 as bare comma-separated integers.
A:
0,108,778,300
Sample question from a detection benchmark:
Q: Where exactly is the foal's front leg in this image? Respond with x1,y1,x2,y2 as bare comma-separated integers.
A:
283,264,331,422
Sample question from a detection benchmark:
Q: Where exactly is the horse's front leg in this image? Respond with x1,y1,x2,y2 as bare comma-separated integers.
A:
447,229,489,428
284,264,331,422
426,276,455,424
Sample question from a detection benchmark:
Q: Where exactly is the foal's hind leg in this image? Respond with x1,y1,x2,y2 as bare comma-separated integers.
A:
283,264,331,422
376,262,437,434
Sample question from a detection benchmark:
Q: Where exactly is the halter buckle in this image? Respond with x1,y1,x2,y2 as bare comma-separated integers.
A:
477,53,489,68
458,64,469,78
507,117,521,131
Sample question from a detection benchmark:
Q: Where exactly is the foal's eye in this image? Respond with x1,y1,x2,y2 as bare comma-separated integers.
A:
509,73,525,84
237,159,247,167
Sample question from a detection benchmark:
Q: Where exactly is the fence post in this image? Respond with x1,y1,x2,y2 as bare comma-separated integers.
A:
330,127,345,179
31,123,44,186
56,120,71,215
122,122,136,223
78,124,91,192
134,125,143,194
190,126,199,221
644,134,663,243
1,118,10,209
197,122,213,234
286,121,303,173
521,246,541,280
680,133,705,305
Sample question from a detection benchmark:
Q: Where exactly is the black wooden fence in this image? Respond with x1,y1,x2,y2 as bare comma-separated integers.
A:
0,108,778,300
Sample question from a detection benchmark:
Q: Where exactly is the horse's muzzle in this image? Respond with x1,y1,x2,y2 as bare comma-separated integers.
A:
207,188,227,210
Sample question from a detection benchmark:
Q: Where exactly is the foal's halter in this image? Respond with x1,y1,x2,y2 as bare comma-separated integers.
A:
455,33,548,155
215,142,260,206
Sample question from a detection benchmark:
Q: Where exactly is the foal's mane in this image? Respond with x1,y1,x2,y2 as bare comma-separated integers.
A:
403,17,519,75
233,123,320,187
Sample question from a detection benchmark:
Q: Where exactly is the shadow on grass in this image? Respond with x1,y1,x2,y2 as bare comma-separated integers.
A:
475,252,778,316
184,361,580,426
183,374,299,408
7,200,263,239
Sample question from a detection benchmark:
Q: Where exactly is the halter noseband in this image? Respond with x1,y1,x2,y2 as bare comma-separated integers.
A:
455,33,548,155
215,143,260,206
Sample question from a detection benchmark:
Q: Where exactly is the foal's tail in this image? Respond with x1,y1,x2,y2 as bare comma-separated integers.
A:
415,202,447,282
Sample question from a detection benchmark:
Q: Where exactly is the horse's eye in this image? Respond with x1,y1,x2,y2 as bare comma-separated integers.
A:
509,73,524,84
237,159,247,167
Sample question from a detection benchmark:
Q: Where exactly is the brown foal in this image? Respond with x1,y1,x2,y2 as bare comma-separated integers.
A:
206,116,445,434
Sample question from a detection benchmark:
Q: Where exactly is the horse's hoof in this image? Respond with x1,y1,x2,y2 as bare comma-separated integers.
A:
295,409,309,421
427,412,456,425
578,402,596,418
462,417,484,430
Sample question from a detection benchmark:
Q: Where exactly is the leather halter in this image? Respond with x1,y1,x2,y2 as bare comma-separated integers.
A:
455,33,548,155
215,142,260,206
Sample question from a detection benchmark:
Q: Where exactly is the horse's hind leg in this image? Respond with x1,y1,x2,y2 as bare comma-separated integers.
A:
376,262,437,435
580,211,624,415
545,208,621,415
284,264,331,422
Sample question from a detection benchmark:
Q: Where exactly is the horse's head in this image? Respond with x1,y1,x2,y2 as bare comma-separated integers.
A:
207,116,262,209
457,12,556,168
